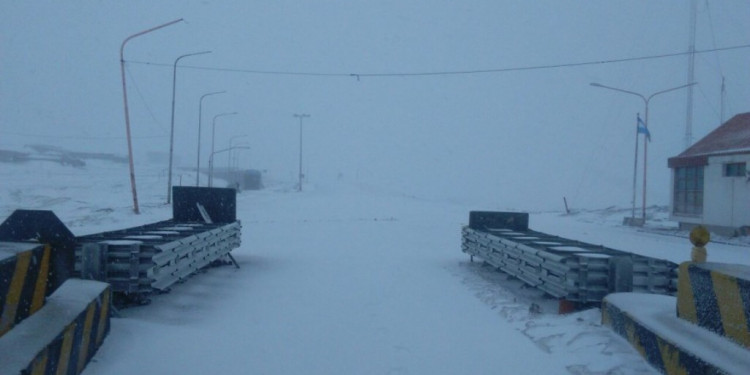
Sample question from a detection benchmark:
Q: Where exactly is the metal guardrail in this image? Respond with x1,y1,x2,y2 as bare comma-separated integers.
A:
462,211,677,304
75,220,241,302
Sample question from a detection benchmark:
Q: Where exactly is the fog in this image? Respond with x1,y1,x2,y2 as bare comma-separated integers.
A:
2,1,749,211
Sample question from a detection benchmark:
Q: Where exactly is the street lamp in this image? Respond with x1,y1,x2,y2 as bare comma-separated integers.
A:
590,82,697,224
209,112,238,187
231,144,250,171
228,134,248,172
196,91,226,186
167,50,211,204
293,114,310,192
210,146,251,189
120,18,183,214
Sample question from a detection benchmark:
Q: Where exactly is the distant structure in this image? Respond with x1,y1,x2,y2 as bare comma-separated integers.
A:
0,150,29,163
667,112,750,236
238,169,263,190
212,168,264,191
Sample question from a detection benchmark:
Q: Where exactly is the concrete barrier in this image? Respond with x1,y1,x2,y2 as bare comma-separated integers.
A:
602,262,750,374
677,262,750,349
0,243,50,336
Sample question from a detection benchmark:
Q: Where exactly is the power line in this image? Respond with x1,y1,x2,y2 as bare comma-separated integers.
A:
124,43,750,78
125,64,169,134
9,44,746,142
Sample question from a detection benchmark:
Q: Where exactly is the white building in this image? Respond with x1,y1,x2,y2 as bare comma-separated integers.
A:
668,112,750,236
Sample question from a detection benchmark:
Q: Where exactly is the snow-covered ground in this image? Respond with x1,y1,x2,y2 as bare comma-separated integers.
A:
2,158,748,374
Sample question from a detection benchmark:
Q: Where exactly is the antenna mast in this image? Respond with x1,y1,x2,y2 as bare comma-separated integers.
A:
685,0,697,149
720,76,726,125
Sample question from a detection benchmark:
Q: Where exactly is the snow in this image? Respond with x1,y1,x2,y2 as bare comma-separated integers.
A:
0,242,37,262
2,2,749,372
0,279,109,374
2,157,749,374
605,293,750,374
696,262,750,280
80,184,600,374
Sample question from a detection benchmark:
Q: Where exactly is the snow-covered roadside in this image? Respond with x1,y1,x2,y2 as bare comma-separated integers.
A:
0,159,173,233
531,208,750,266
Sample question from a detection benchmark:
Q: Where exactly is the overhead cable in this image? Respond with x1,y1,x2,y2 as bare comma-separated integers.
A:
124,44,750,78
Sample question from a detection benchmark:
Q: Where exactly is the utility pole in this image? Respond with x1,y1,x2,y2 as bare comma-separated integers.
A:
293,114,310,192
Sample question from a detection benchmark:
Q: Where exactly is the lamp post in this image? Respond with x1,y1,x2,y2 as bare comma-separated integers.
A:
167,50,211,204
228,134,248,173
293,114,310,192
209,112,237,187
590,82,697,224
120,18,183,214
196,91,226,186
210,146,251,189
232,144,249,171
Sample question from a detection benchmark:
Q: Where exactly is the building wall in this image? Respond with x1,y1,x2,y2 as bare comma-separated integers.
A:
671,153,750,235
706,154,750,229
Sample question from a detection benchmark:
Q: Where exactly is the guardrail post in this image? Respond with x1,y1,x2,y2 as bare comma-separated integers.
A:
609,256,634,293
80,243,107,281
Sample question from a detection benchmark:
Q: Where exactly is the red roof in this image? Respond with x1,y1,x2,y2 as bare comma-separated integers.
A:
668,112,750,168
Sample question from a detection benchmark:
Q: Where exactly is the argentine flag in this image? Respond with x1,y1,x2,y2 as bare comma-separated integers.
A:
637,115,651,142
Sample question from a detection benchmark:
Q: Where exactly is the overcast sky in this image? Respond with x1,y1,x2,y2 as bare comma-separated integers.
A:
2,1,749,210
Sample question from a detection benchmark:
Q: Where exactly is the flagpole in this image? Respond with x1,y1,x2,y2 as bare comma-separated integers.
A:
590,81,696,225
632,113,640,221
642,107,649,222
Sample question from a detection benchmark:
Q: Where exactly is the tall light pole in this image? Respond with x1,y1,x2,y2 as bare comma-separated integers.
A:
196,91,226,186
167,50,211,204
210,112,237,187
228,134,248,172
232,144,249,171
590,82,697,224
293,114,310,192
210,146,251,188
120,18,183,214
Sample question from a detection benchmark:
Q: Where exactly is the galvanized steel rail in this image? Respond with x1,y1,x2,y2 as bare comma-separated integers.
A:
75,219,240,303
462,211,677,303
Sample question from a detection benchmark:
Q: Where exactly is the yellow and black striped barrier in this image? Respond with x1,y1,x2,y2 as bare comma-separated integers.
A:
0,242,51,337
677,261,750,349
0,279,111,375
602,294,722,374
0,210,78,297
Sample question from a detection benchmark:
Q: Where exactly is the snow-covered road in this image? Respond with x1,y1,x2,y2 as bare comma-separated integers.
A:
81,183,659,374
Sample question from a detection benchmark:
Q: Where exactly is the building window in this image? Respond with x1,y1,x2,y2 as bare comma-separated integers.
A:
724,162,747,177
673,166,703,215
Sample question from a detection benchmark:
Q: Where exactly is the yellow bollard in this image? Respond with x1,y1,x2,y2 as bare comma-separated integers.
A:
689,226,710,263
